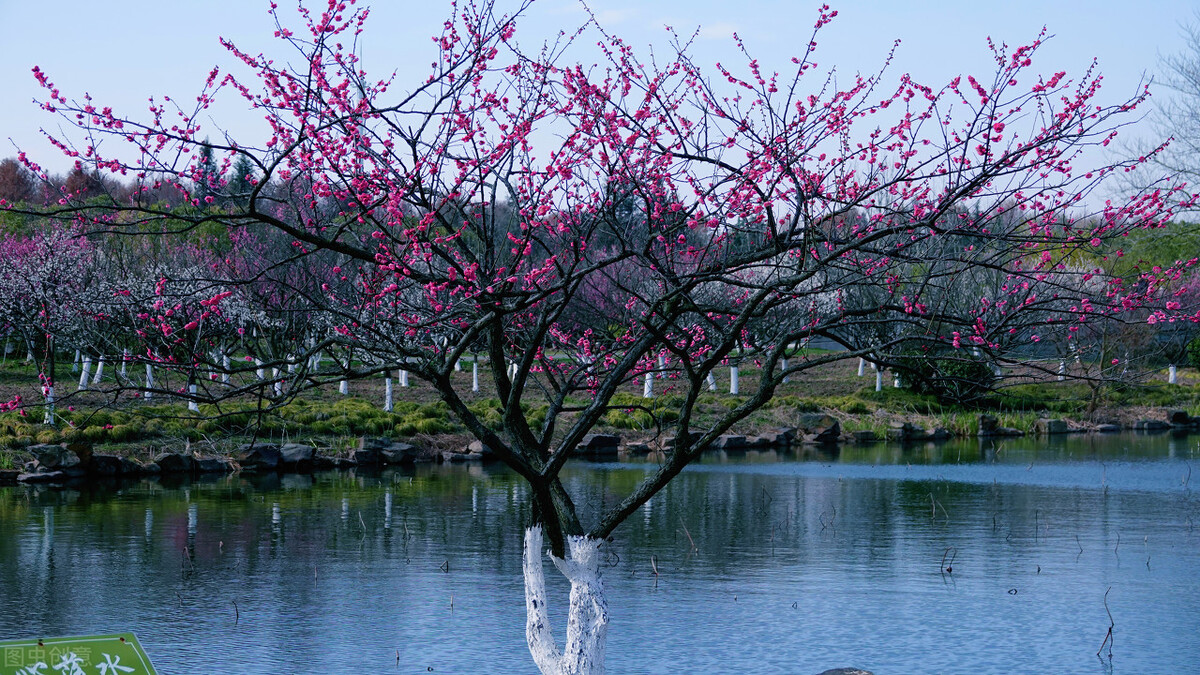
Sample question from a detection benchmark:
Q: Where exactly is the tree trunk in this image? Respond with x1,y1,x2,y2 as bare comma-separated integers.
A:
524,526,609,675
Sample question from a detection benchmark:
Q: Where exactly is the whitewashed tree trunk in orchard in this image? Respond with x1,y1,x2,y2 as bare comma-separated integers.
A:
144,365,154,399
222,354,231,384
120,350,128,380
399,369,409,387
706,372,716,392
729,365,739,395
43,386,54,425
472,359,480,393
780,357,789,384
857,358,865,376
875,369,883,392
91,358,104,384
524,526,609,675
255,359,265,380
272,368,283,396
72,349,80,373
384,377,394,412
339,379,349,395
77,356,91,391
656,353,666,378
642,372,653,398
188,384,199,412
1169,364,1178,384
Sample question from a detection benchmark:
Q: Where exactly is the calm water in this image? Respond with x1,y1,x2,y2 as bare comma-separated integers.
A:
1,432,1198,674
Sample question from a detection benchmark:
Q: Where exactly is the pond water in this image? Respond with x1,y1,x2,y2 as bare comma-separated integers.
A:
1,432,1198,674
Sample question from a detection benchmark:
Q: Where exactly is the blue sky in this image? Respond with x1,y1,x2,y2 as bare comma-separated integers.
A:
1,0,1195,174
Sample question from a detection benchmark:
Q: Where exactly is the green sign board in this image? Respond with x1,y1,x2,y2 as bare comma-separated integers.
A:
0,634,156,675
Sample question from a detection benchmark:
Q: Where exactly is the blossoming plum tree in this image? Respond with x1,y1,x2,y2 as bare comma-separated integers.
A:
8,1,1198,671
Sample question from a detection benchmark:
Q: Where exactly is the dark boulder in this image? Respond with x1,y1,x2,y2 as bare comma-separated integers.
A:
280,443,315,471
154,452,196,474
578,434,620,458
88,453,124,476
1168,410,1191,426
30,444,80,470
381,442,422,465
1033,418,1069,435
18,470,66,483
712,435,749,451
797,414,840,444
237,442,282,471
887,421,927,442
196,457,235,474
621,442,652,456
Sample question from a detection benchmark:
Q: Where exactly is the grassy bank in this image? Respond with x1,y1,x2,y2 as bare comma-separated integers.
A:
2,356,1200,470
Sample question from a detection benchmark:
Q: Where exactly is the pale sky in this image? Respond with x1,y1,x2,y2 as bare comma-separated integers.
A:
1,0,1196,174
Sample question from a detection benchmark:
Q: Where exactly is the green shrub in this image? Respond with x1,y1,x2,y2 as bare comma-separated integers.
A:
895,350,996,404
1188,336,1200,369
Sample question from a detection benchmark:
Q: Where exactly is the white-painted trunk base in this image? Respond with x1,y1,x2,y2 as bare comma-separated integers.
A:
399,369,409,387
472,360,480,393
780,357,789,384
188,384,199,412
43,386,55,425
524,526,608,675
144,365,154,399
706,372,717,392
729,366,739,395
642,372,653,398
384,378,394,412
875,370,883,392
339,380,349,395
78,357,92,391
1169,364,1178,384
857,358,865,377
92,358,105,384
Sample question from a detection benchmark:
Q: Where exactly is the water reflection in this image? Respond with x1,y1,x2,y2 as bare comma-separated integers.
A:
0,437,1197,674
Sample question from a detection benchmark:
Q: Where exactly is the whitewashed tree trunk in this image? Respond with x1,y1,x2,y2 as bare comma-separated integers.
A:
43,385,54,425
92,358,105,384
656,353,666,378
893,374,901,388
188,384,199,412
875,369,883,392
120,350,129,380
524,526,609,675
222,354,231,384
1169,364,1178,384
472,359,480,393
255,358,265,380
780,357,789,383
399,369,409,387
272,368,283,396
77,356,92,391
857,358,865,376
339,379,349,395
729,365,739,395
72,349,80,373
144,365,154,399
706,372,717,392
1057,360,1065,381
384,377,394,412
642,372,653,398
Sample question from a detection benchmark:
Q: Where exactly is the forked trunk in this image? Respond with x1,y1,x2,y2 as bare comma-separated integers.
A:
524,526,609,675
